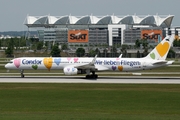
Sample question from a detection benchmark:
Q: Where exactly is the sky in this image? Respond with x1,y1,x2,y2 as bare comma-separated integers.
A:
0,0,180,31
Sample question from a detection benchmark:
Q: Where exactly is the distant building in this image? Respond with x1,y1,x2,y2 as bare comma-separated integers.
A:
0,35,12,39
24,14,174,46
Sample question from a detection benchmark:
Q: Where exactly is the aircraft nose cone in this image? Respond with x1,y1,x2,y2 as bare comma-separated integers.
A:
5,64,9,69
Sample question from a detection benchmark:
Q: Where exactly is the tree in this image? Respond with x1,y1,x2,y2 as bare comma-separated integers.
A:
95,48,100,56
103,48,107,57
36,41,43,50
13,38,19,49
121,44,128,57
50,44,61,57
61,43,68,50
5,38,14,57
112,46,117,57
0,40,1,49
135,39,141,48
142,39,148,49
173,39,180,47
137,50,141,58
76,48,85,57
18,37,26,47
167,48,175,58
142,48,149,57
135,39,148,49
5,46,13,57
9,38,14,49
88,49,96,57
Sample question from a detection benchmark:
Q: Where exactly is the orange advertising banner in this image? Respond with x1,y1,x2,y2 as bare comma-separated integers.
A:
68,30,89,43
141,30,163,42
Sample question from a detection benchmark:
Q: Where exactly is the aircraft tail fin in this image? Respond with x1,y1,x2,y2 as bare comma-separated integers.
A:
145,34,174,60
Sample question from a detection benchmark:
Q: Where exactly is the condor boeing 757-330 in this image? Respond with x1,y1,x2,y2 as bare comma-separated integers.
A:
5,34,174,78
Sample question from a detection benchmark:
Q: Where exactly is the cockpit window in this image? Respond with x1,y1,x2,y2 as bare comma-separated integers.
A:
8,61,13,64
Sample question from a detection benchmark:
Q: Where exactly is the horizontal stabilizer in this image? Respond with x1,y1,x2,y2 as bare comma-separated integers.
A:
166,60,174,65
152,61,167,65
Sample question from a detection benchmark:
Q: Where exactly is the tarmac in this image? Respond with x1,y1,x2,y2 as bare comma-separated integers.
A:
0,76,180,84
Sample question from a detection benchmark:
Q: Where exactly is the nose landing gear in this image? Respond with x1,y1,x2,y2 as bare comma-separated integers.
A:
20,70,24,78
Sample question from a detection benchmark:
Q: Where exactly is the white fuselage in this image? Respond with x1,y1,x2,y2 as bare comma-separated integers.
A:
5,57,168,72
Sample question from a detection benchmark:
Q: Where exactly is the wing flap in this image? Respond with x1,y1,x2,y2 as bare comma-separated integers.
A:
74,64,95,69
95,65,109,71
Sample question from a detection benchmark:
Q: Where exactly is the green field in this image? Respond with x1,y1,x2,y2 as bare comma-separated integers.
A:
0,84,180,120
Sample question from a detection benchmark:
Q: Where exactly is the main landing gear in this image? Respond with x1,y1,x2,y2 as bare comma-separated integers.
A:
86,71,98,79
20,70,25,78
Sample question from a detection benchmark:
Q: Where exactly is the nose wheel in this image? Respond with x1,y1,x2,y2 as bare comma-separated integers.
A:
20,70,25,78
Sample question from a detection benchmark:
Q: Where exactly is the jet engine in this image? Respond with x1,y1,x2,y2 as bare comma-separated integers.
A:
63,67,78,75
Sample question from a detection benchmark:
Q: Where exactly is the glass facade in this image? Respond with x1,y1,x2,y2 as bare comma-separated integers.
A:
123,29,141,45
112,28,121,44
37,30,44,41
89,29,108,44
55,29,68,43
42,29,68,43
37,26,167,46
42,28,108,45
44,30,56,42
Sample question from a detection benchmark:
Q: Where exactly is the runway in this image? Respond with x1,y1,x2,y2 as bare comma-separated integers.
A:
0,76,180,84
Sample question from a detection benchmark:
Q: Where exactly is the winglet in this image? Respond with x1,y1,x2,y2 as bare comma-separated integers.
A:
119,54,122,58
90,55,97,65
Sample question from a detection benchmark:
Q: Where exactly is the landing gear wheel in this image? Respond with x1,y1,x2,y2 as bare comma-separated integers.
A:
21,74,24,78
86,75,90,79
94,74,98,78
20,70,25,78
85,74,98,79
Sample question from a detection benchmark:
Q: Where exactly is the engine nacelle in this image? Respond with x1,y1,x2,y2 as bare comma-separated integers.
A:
63,67,78,75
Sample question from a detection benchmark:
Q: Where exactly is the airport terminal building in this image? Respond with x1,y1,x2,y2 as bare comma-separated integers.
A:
24,14,174,46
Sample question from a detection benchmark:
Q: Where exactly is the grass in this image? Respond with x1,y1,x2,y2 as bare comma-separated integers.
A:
0,84,180,120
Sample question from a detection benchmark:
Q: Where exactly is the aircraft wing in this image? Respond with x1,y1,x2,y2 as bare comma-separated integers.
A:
74,63,97,70
74,63,109,71
73,55,108,71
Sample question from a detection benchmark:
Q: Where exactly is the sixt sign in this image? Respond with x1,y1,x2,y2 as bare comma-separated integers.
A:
141,30,163,42
143,33,160,39
68,30,89,43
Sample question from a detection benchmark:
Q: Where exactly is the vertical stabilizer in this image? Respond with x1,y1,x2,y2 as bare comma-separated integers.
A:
145,35,174,60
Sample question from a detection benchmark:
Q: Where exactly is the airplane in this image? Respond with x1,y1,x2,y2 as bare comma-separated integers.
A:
5,34,174,79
